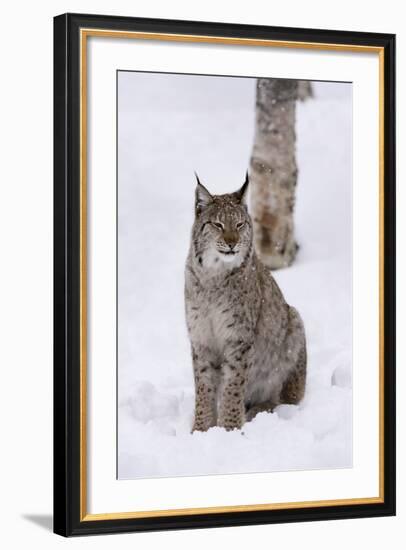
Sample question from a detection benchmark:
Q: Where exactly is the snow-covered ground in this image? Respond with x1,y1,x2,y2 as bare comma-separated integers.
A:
117,72,352,479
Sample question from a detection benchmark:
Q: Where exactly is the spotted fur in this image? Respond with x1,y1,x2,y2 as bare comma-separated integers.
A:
185,174,307,432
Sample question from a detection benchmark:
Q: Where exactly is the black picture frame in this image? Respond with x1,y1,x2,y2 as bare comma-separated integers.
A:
54,12,396,537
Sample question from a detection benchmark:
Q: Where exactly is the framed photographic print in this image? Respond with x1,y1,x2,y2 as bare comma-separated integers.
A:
53,13,396,536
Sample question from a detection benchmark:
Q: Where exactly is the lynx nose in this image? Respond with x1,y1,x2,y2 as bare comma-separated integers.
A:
224,231,238,250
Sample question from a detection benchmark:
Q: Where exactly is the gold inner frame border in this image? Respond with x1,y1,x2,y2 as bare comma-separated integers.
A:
79,27,385,522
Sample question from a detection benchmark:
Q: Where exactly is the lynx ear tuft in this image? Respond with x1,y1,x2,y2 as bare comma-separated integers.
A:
234,171,249,204
195,172,213,215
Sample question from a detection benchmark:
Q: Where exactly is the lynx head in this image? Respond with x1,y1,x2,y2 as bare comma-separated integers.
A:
192,172,253,270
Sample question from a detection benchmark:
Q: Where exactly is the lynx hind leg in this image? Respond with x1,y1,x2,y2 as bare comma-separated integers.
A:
245,399,277,422
280,344,307,405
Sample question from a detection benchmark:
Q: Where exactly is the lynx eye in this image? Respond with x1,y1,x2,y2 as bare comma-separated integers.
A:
211,221,224,230
236,221,245,230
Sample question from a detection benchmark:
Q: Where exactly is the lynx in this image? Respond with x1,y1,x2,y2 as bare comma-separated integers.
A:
184,173,307,432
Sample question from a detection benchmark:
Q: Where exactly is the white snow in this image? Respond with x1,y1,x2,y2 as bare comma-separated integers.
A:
117,73,352,479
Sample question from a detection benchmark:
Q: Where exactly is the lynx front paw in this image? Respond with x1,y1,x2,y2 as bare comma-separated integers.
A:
192,418,215,433
217,412,245,431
